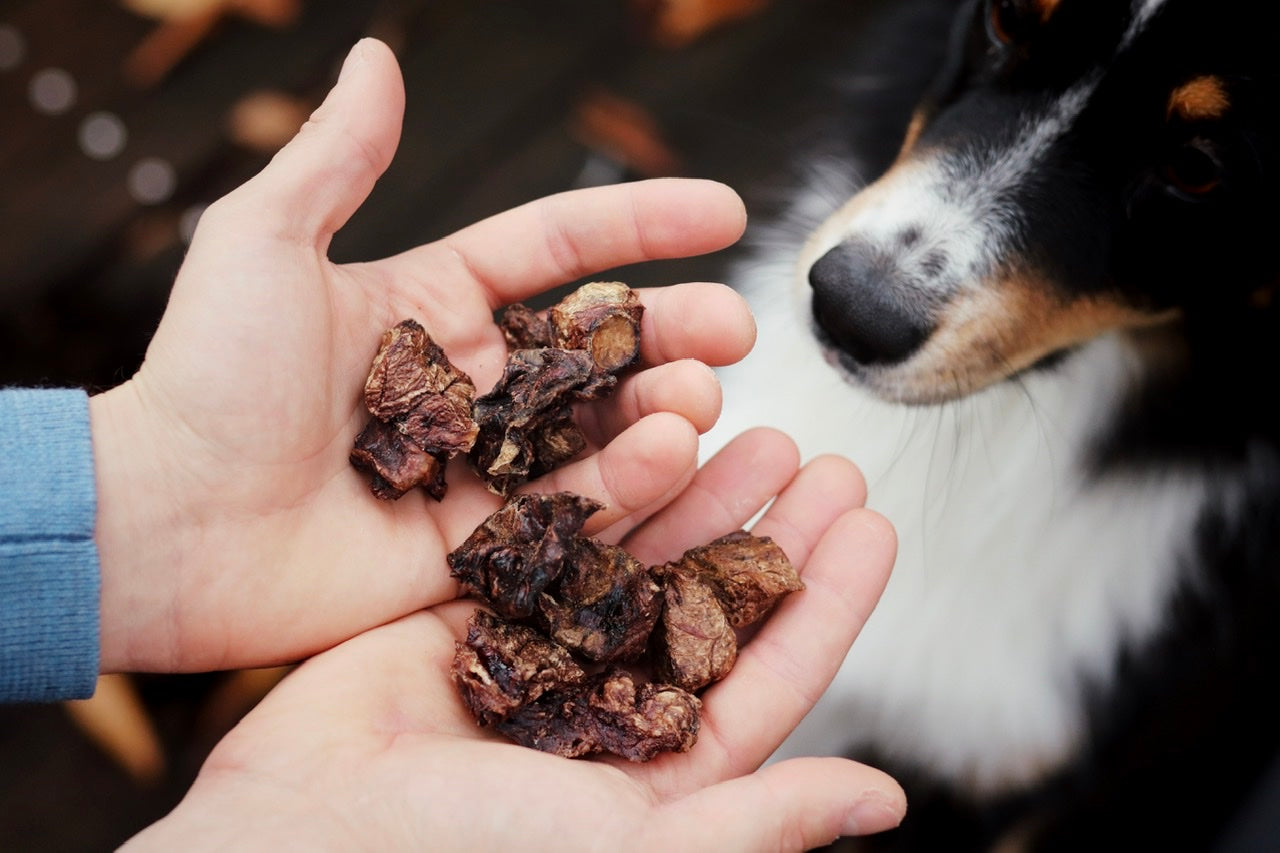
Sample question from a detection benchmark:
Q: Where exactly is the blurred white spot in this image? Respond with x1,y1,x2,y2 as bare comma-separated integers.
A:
29,67,76,115
178,203,206,244
0,24,24,71
78,111,128,160
128,157,176,205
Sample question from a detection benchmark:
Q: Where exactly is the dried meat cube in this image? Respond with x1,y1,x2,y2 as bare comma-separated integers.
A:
451,611,586,728
351,319,477,500
547,282,645,374
666,530,804,628
469,348,614,496
651,567,737,692
586,669,701,762
349,417,447,501
539,538,662,663
494,685,599,759
448,492,604,620
498,303,552,350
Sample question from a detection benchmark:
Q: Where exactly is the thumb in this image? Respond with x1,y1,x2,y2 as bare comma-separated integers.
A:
224,38,405,249
653,758,906,851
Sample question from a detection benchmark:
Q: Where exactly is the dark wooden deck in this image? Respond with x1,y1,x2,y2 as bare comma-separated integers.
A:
0,0,892,847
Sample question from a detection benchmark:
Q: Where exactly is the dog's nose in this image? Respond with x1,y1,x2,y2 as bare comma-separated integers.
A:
808,241,927,366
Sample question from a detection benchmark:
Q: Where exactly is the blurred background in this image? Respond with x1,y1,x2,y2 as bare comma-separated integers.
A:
0,0,899,847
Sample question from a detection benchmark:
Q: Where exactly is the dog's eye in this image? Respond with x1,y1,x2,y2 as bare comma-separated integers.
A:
1163,141,1224,199
985,0,1025,46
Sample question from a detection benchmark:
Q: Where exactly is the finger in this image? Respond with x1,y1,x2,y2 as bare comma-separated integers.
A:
749,453,869,569
697,506,896,780
577,359,722,447
618,428,801,563
648,758,905,851
528,411,701,539
209,38,405,248
387,179,747,308
635,282,756,369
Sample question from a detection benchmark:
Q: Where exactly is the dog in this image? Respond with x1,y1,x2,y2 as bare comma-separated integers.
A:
708,0,1280,848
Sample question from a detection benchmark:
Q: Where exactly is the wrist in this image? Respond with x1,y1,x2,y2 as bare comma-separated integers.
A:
90,381,192,672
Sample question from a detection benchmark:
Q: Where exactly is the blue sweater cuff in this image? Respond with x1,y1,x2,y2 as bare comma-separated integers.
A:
1,388,101,703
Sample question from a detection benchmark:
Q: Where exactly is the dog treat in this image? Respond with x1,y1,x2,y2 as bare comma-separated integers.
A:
349,417,449,501
651,567,738,692
449,494,805,761
350,319,478,500
492,666,701,762
448,492,604,620
469,348,615,496
498,302,552,350
539,538,663,663
665,530,805,628
475,282,645,495
452,612,701,762
452,610,586,727
547,281,645,374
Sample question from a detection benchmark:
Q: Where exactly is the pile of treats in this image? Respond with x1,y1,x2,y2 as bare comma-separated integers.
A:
348,282,804,762
449,493,803,761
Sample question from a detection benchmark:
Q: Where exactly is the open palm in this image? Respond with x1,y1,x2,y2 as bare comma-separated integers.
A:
90,39,755,674
124,432,904,851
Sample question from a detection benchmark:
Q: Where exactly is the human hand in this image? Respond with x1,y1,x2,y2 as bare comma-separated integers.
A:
88,39,755,673
122,429,903,851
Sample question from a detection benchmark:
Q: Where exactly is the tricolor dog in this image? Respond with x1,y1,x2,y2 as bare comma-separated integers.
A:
710,0,1280,847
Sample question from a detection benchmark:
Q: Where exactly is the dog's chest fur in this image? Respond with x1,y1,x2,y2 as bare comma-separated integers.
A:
708,243,1215,795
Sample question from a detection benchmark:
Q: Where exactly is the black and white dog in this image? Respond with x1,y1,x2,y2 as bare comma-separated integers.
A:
710,0,1280,848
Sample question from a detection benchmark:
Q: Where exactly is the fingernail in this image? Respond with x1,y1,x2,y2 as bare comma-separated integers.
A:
840,790,905,837
337,38,370,85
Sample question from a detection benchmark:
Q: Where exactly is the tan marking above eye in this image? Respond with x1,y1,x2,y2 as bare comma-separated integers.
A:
1167,76,1231,122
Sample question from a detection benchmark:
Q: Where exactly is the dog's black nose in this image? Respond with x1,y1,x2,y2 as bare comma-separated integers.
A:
809,241,927,366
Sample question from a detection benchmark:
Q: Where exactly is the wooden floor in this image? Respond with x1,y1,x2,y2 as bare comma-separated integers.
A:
0,0,894,847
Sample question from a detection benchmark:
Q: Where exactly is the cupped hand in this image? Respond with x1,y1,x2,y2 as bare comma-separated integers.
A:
89,39,755,673
122,430,904,852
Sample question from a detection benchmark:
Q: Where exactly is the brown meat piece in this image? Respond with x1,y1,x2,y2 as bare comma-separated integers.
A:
452,611,585,727
469,348,614,496
585,669,701,762
349,417,447,500
494,685,599,759
351,319,478,500
548,281,645,374
496,669,700,762
539,538,662,663
448,492,604,620
651,568,737,692
667,530,804,628
498,303,551,350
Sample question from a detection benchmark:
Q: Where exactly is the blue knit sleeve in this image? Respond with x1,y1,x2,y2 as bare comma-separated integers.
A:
0,388,100,703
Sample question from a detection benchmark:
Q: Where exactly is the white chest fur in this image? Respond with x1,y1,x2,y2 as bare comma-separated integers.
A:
708,265,1211,795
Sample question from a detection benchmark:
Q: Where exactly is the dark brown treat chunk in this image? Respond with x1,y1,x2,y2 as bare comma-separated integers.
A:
494,685,598,759
585,669,701,762
448,492,604,620
349,417,447,501
469,348,615,496
539,538,663,663
667,530,804,628
498,303,552,350
496,669,700,762
452,611,586,727
548,281,645,374
351,319,478,500
651,568,738,692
